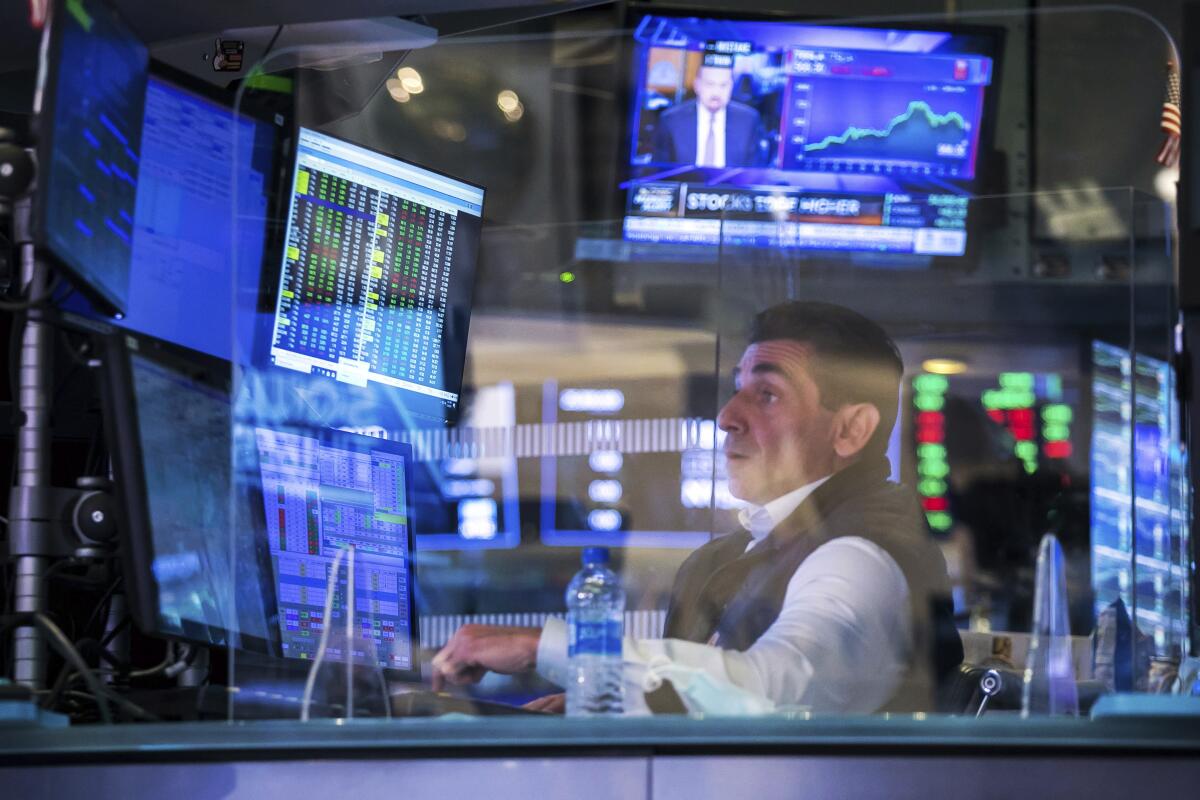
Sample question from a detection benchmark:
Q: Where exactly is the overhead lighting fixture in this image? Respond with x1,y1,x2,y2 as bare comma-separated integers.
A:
396,66,424,94
921,358,968,376
496,90,520,113
385,78,410,103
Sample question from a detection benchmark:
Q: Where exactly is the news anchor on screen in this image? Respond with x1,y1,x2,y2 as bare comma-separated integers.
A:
652,63,764,168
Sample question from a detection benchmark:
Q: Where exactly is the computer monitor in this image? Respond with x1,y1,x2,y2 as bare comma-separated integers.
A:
621,10,1000,259
250,427,420,677
98,331,276,652
1090,341,1189,655
101,330,422,677
35,0,149,316
265,128,486,426
63,69,284,358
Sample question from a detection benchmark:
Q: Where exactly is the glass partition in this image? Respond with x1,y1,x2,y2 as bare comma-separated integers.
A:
212,4,1192,724
10,2,1195,745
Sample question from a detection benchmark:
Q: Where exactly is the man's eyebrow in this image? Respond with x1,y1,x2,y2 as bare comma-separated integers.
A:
732,362,789,381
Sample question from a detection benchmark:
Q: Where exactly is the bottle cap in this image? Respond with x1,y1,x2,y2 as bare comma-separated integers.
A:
582,546,610,566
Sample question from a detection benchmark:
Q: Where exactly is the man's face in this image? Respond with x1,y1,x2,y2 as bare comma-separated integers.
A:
717,340,840,505
693,66,734,113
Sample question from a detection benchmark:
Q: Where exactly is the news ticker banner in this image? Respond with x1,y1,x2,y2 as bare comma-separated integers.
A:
625,182,968,255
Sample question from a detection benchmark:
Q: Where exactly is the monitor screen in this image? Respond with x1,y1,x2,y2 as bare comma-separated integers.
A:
1090,342,1188,654
119,75,277,358
102,334,276,651
253,428,418,673
36,0,149,315
267,128,485,425
65,74,281,357
623,13,997,257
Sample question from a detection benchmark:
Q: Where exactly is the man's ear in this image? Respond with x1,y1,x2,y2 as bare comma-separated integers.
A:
832,403,881,459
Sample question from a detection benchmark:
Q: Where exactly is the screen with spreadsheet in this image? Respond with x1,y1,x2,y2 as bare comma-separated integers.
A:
268,128,485,425
253,427,418,672
36,0,149,315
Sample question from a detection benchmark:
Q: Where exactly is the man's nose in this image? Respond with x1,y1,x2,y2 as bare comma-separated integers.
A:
717,394,744,435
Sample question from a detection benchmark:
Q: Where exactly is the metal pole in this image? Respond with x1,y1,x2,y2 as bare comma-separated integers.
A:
7,193,55,689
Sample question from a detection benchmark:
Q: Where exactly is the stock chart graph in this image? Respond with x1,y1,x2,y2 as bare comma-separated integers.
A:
785,81,984,177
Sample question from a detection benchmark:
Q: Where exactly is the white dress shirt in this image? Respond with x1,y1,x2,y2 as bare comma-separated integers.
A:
536,476,913,713
695,105,726,168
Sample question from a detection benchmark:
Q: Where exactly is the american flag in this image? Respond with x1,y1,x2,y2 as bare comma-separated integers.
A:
27,0,47,29
1156,60,1182,167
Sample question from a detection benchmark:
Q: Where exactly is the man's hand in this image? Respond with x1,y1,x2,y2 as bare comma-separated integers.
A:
431,624,541,691
522,692,565,714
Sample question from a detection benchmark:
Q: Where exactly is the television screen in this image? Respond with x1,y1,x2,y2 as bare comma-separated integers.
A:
623,13,998,258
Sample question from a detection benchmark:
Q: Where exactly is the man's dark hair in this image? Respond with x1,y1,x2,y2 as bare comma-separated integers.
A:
749,301,903,459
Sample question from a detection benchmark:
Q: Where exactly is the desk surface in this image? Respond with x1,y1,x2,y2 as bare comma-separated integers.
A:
2,712,1200,763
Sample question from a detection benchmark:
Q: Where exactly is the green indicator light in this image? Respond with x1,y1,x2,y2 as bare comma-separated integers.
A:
1041,404,1073,424
918,478,947,496
917,443,947,460
1010,391,1036,409
926,512,953,531
918,460,950,478
1042,423,1070,441
1023,461,1038,475
999,372,1034,391
559,271,576,284
914,394,945,412
1014,441,1038,461
1045,374,1063,401
913,374,949,394
981,390,1002,410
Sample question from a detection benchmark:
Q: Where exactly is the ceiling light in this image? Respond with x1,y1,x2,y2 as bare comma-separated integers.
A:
921,358,968,376
396,66,424,94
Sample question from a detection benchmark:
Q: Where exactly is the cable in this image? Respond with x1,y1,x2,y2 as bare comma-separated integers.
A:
300,546,347,722
62,690,159,722
346,543,355,720
129,641,175,679
0,272,63,311
1,612,113,724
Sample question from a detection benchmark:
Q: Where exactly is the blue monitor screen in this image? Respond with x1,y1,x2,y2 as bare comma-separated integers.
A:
624,14,996,257
64,75,277,359
268,128,485,426
1090,341,1188,653
38,0,149,314
253,428,417,671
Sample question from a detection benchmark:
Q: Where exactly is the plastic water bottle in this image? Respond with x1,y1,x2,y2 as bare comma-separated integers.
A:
565,547,625,716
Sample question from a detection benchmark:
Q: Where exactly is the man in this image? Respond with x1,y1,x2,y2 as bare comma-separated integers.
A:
652,64,764,169
433,302,962,713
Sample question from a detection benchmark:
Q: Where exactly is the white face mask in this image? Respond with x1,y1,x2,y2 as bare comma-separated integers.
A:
636,656,778,716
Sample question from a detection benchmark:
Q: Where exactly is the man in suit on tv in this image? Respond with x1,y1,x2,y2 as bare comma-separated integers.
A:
652,64,764,169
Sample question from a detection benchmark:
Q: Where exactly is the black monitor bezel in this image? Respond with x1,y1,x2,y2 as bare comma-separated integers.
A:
612,3,1008,270
34,0,150,317
254,125,487,428
96,329,278,656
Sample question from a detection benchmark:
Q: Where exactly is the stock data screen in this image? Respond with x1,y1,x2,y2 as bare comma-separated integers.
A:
254,428,416,671
624,14,995,257
38,0,149,314
269,129,485,425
